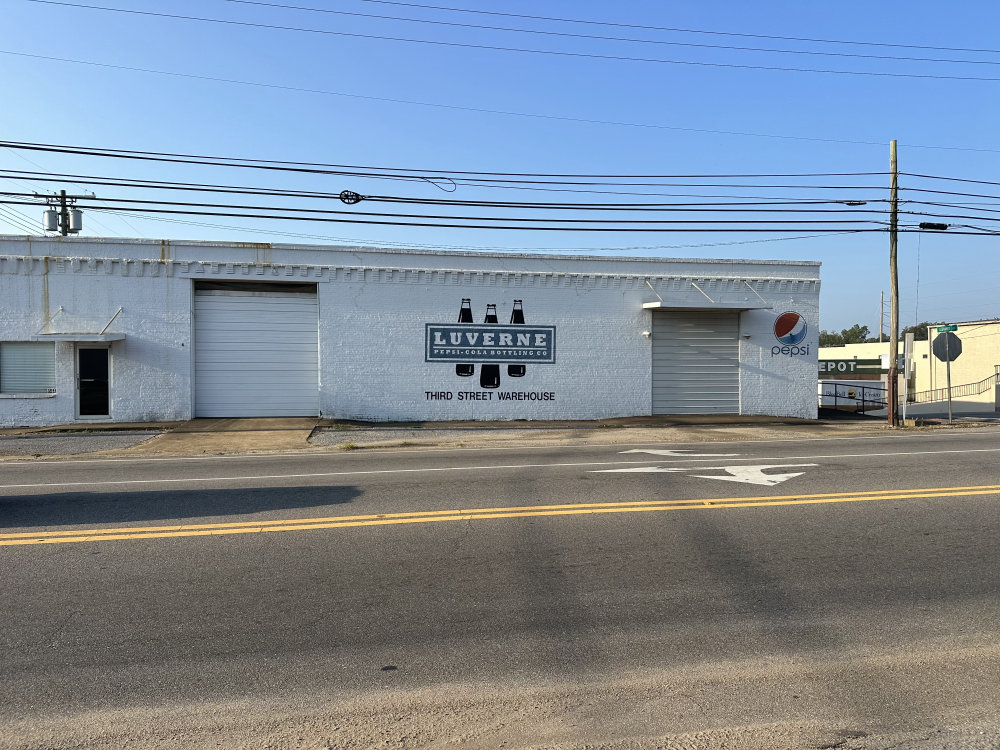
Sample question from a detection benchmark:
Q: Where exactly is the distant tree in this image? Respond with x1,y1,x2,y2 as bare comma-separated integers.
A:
819,330,844,347
901,321,945,341
819,323,880,347
840,323,872,344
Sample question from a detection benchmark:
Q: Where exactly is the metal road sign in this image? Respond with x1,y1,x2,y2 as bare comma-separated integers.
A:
932,332,962,362
932,331,962,423
937,325,958,332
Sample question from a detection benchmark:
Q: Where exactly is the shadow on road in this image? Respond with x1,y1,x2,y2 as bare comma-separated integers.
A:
668,510,922,725
0,485,362,528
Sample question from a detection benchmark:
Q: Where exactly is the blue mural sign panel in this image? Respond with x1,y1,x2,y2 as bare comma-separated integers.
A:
425,324,556,364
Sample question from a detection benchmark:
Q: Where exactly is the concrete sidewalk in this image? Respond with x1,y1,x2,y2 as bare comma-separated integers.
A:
1,413,997,460
123,418,321,456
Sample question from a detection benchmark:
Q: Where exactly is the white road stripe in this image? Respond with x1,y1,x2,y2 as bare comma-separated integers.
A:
0,426,997,466
1,447,1000,491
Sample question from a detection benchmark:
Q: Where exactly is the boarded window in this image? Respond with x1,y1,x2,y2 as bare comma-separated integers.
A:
0,342,56,393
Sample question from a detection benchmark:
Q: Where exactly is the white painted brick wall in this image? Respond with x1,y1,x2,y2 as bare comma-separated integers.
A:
0,252,193,426
0,236,820,425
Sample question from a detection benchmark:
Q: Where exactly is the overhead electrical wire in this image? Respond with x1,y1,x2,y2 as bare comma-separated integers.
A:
0,205,39,234
900,186,1000,201
0,199,885,232
8,191,1000,227
0,196,890,225
0,169,889,208
901,172,1000,188
23,1,1000,82
0,139,885,182
0,176,885,210
216,0,1000,67
355,0,1000,55
3,50,997,154
88,207,872,252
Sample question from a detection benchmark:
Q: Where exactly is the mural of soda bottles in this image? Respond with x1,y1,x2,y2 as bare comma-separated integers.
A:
508,299,526,378
455,298,474,377
480,303,501,389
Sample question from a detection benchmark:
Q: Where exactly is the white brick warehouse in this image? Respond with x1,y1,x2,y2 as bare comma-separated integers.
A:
0,236,821,426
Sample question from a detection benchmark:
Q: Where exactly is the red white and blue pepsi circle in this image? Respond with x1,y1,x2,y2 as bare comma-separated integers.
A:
774,312,807,346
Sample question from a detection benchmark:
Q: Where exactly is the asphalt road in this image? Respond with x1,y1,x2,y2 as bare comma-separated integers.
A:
2,428,1000,749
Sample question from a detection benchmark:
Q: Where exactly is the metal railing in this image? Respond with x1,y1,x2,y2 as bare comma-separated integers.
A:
908,369,1000,404
819,383,887,412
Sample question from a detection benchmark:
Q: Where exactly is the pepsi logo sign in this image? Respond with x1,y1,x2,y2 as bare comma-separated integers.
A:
774,312,807,345
771,311,811,356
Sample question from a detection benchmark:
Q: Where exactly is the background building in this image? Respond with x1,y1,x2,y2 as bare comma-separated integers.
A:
0,235,821,426
819,320,1000,415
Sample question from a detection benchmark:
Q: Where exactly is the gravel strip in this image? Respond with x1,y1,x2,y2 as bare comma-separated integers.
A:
0,432,161,457
310,428,481,446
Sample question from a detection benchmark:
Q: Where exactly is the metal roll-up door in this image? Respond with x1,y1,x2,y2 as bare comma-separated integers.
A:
652,311,740,414
194,284,319,417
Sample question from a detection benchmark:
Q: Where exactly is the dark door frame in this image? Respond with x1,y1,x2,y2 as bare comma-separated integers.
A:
76,345,111,419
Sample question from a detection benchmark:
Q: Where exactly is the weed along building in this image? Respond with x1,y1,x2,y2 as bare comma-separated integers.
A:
0,236,821,426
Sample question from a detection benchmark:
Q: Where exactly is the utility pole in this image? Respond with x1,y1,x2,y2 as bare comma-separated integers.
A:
58,190,70,237
879,290,884,343
42,190,86,235
887,140,899,427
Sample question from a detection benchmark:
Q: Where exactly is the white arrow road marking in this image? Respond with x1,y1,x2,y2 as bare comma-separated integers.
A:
619,449,741,457
592,466,692,474
691,464,818,486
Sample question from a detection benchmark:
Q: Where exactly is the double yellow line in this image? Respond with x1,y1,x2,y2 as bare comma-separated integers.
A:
2,484,998,547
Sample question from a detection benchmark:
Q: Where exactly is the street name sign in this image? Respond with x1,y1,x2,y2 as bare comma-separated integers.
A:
937,325,958,332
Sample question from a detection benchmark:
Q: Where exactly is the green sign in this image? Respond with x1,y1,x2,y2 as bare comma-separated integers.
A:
937,325,958,332
818,359,882,378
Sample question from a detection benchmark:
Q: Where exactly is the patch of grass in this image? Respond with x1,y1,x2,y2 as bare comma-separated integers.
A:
337,441,358,451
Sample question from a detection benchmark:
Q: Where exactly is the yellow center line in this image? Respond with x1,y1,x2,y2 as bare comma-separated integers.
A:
2,484,998,547
3,483,997,540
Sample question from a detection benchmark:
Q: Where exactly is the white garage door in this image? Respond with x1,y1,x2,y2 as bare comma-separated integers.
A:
652,311,740,414
194,285,319,417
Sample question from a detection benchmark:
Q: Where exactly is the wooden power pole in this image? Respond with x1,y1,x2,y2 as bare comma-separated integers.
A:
887,140,899,427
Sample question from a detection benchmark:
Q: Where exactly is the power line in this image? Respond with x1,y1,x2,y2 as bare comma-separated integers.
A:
357,0,1000,55
3,50,996,154
1,146,125,236
0,199,885,232
899,227,1000,236
0,169,885,204
911,200,1000,214
0,140,882,182
24,1,1000,82
902,172,1000,188
902,186,1000,201
0,205,38,234
218,0,1000,68
0,196,889,225
90,207,870,251
0,178,888,212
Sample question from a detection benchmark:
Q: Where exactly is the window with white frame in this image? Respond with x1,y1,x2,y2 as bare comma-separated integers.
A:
0,343,56,393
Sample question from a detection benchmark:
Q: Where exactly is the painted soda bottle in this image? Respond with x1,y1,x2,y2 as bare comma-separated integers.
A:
480,304,501,389
508,299,526,378
455,298,474,377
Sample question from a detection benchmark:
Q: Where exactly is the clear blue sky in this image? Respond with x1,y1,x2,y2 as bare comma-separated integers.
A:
2,0,999,333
